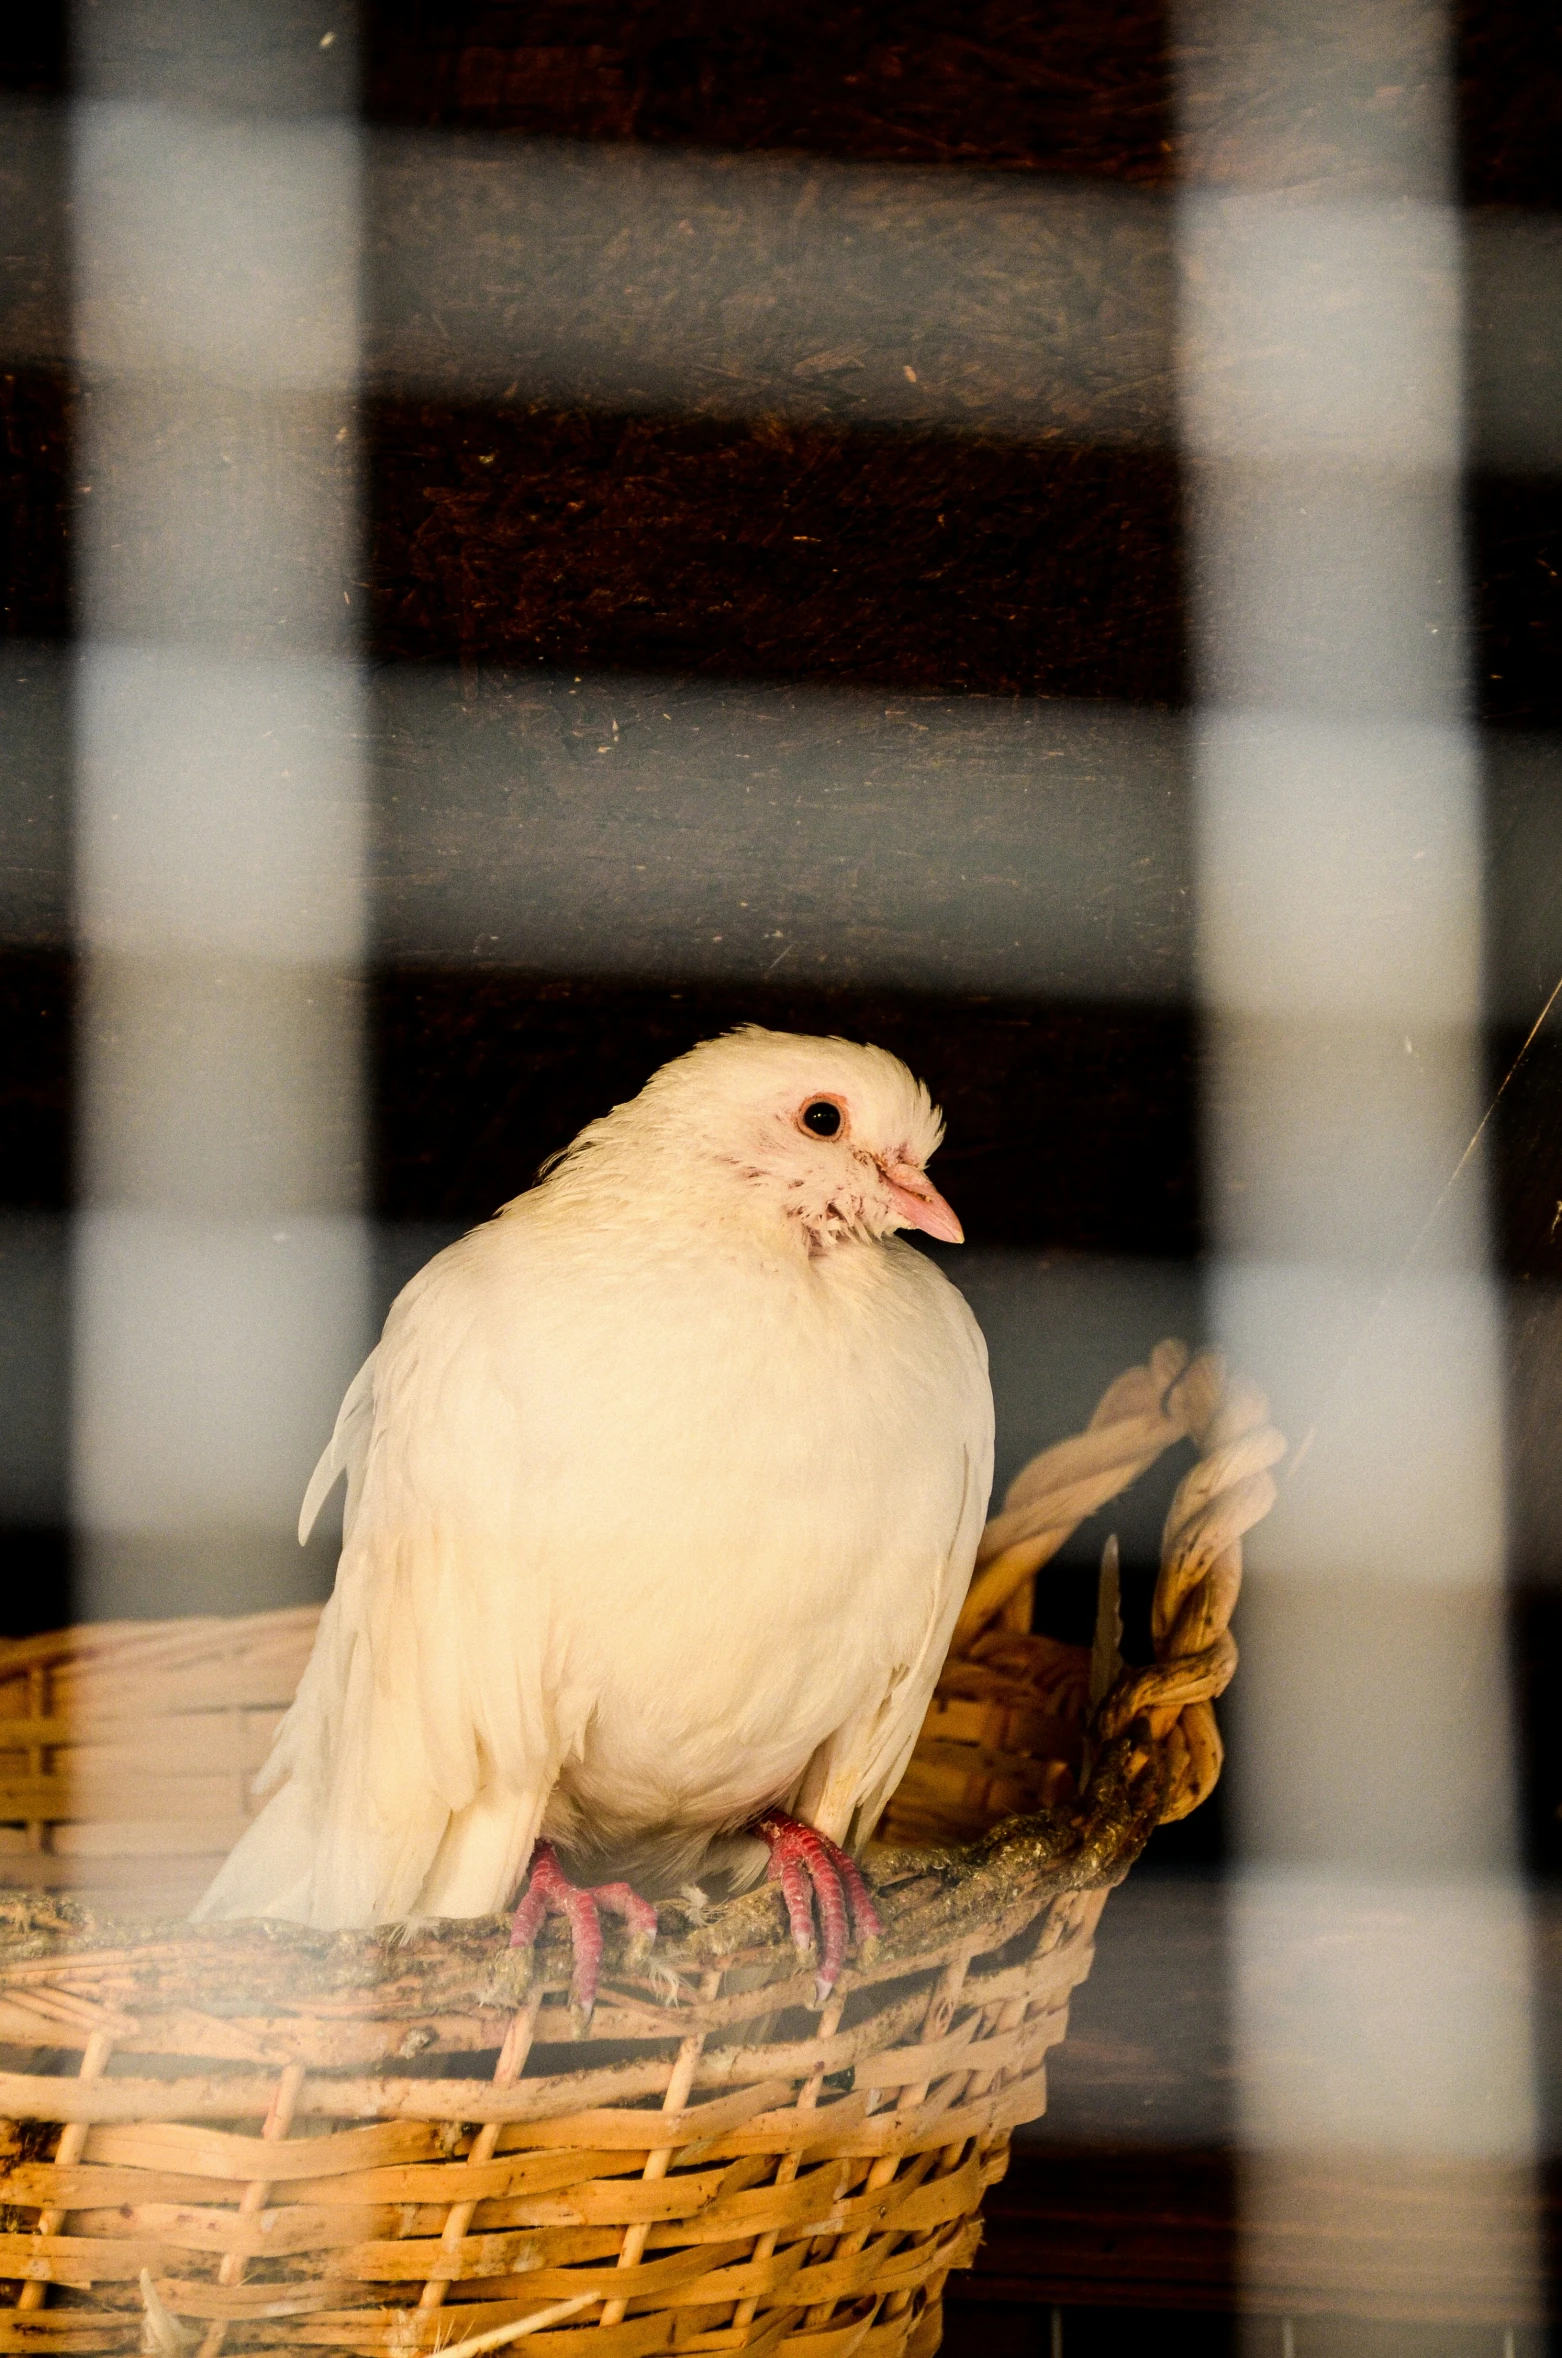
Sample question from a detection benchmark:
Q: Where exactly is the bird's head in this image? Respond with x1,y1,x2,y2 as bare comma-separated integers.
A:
556,1026,964,1255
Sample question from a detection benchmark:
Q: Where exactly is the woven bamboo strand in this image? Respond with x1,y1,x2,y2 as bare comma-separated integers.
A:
802,1948,973,2333
728,1989,847,2339
419,1993,544,2312
598,1970,721,2329
0,1989,1074,2139
195,2055,305,2358
877,1950,975,2326
13,2024,115,2312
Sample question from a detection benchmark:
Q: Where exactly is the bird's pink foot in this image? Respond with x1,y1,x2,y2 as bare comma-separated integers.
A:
508,1841,657,2030
755,1810,882,2004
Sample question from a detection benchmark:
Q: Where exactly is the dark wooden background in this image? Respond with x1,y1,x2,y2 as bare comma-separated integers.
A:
2,4,1561,2342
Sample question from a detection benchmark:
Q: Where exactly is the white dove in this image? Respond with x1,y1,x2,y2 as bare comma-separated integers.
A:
196,1026,994,2013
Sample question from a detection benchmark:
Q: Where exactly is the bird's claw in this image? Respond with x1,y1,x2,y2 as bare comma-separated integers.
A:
755,1810,883,2006
506,1841,658,2035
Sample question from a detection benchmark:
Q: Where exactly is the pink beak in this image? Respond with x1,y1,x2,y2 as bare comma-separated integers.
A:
879,1159,964,1245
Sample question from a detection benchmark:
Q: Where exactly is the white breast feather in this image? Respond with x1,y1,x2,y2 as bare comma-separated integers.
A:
196,1031,995,1930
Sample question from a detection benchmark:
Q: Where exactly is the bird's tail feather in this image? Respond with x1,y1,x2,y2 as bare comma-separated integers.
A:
298,1347,378,1546
193,1768,458,1930
415,1782,548,1919
193,1585,459,1928
191,1775,324,1924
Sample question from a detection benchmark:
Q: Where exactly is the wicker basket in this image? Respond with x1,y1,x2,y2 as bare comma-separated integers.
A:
0,1345,1281,2357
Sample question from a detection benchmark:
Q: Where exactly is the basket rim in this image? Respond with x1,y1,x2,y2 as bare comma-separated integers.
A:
0,1727,1162,2082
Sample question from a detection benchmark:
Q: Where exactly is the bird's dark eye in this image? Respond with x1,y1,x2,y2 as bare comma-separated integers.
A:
801,1099,843,1138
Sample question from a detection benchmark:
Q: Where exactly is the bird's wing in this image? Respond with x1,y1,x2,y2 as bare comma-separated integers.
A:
202,1244,573,1928
793,1433,990,1855
298,1346,378,1546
